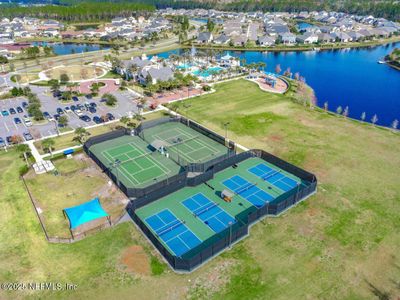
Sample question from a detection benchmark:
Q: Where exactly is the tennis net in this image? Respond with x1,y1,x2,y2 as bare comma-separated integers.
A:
167,135,200,148
193,202,218,218
116,151,155,166
156,219,184,237
236,182,257,195
261,170,280,180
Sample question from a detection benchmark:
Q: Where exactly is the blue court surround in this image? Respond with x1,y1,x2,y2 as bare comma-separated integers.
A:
222,175,274,208
181,193,236,233
145,209,201,256
248,163,299,192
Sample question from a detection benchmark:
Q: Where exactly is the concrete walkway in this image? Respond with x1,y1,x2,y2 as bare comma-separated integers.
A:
26,140,44,163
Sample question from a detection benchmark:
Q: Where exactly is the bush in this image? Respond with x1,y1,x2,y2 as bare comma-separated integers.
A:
202,85,211,91
19,165,30,176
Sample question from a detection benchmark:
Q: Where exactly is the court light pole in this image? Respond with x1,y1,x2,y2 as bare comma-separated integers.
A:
224,122,230,140
114,159,121,187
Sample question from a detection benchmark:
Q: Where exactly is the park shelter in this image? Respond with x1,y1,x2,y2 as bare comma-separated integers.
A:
63,198,109,237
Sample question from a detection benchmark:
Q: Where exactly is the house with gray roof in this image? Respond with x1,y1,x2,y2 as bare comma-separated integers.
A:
214,34,231,45
296,33,318,44
197,31,213,43
257,35,275,46
279,32,296,45
139,66,174,85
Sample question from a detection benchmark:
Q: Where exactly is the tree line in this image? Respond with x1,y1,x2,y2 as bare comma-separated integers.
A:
0,2,155,22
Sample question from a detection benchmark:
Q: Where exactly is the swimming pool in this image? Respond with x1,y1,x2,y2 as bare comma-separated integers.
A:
192,67,223,78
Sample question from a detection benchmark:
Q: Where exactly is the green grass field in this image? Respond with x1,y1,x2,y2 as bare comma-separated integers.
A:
0,79,399,299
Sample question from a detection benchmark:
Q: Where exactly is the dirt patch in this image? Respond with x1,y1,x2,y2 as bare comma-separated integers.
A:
120,245,150,276
269,134,284,142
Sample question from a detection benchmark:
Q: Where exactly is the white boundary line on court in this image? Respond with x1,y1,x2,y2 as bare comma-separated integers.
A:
181,192,236,230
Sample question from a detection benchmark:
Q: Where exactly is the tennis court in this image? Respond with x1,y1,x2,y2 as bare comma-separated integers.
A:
136,156,306,261
223,175,274,208
88,135,181,188
181,193,236,233
145,209,202,256
140,122,228,164
248,163,300,192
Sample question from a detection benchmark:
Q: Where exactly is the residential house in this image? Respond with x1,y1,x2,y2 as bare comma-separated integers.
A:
214,34,231,45
296,33,318,44
197,32,213,43
279,32,296,45
257,35,275,46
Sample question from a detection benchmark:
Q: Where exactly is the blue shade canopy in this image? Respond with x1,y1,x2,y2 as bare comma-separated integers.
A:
64,198,108,229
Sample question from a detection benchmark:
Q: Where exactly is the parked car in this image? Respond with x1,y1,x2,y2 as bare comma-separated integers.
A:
77,104,85,111
53,91,62,98
85,94,92,100
80,115,91,122
1,109,9,116
93,116,103,124
23,132,33,141
0,137,5,147
21,102,28,108
106,113,115,121
72,96,79,102
14,117,22,124
6,136,12,144
53,114,60,121
16,106,23,113
90,102,97,108
56,108,64,115
9,108,16,115
70,105,77,111
74,109,83,117
43,111,51,118
64,107,72,114
88,106,97,114
23,116,32,127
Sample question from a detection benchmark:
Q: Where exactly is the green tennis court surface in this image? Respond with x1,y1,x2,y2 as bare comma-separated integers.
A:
136,157,304,258
140,122,229,164
89,135,182,188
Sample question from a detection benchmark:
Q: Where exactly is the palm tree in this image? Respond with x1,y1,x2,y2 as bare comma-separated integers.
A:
42,138,55,156
16,144,31,167
73,127,90,144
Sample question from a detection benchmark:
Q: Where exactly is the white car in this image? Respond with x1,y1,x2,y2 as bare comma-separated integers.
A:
23,116,32,127
74,109,83,117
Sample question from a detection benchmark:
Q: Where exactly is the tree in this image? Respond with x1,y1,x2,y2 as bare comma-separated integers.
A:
120,116,129,126
275,64,281,74
49,79,60,93
60,73,69,84
0,55,8,72
41,138,55,156
360,112,366,122
371,114,378,125
58,115,69,128
336,106,343,115
391,119,398,131
16,144,30,167
103,93,117,107
343,106,349,118
73,127,90,144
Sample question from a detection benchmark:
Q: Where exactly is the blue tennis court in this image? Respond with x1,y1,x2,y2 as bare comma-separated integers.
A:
248,163,299,192
145,209,202,256
222,175,274,208
181,193,236,233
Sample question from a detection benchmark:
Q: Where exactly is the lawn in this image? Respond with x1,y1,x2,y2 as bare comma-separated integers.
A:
165,79,400,299
23,154,127,238
44,65,105,81
0,79,399,299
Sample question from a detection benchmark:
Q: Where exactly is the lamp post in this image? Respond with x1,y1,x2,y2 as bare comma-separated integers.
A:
223,122,230,140
112,159,121,187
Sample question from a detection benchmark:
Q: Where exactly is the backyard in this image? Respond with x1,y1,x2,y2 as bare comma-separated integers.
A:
0,79,399,299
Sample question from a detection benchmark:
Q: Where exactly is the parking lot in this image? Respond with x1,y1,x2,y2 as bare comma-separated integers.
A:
0,86,139,146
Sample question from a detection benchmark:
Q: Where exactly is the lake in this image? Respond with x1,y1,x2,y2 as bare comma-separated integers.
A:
157,43,400,127
32,42,110,55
